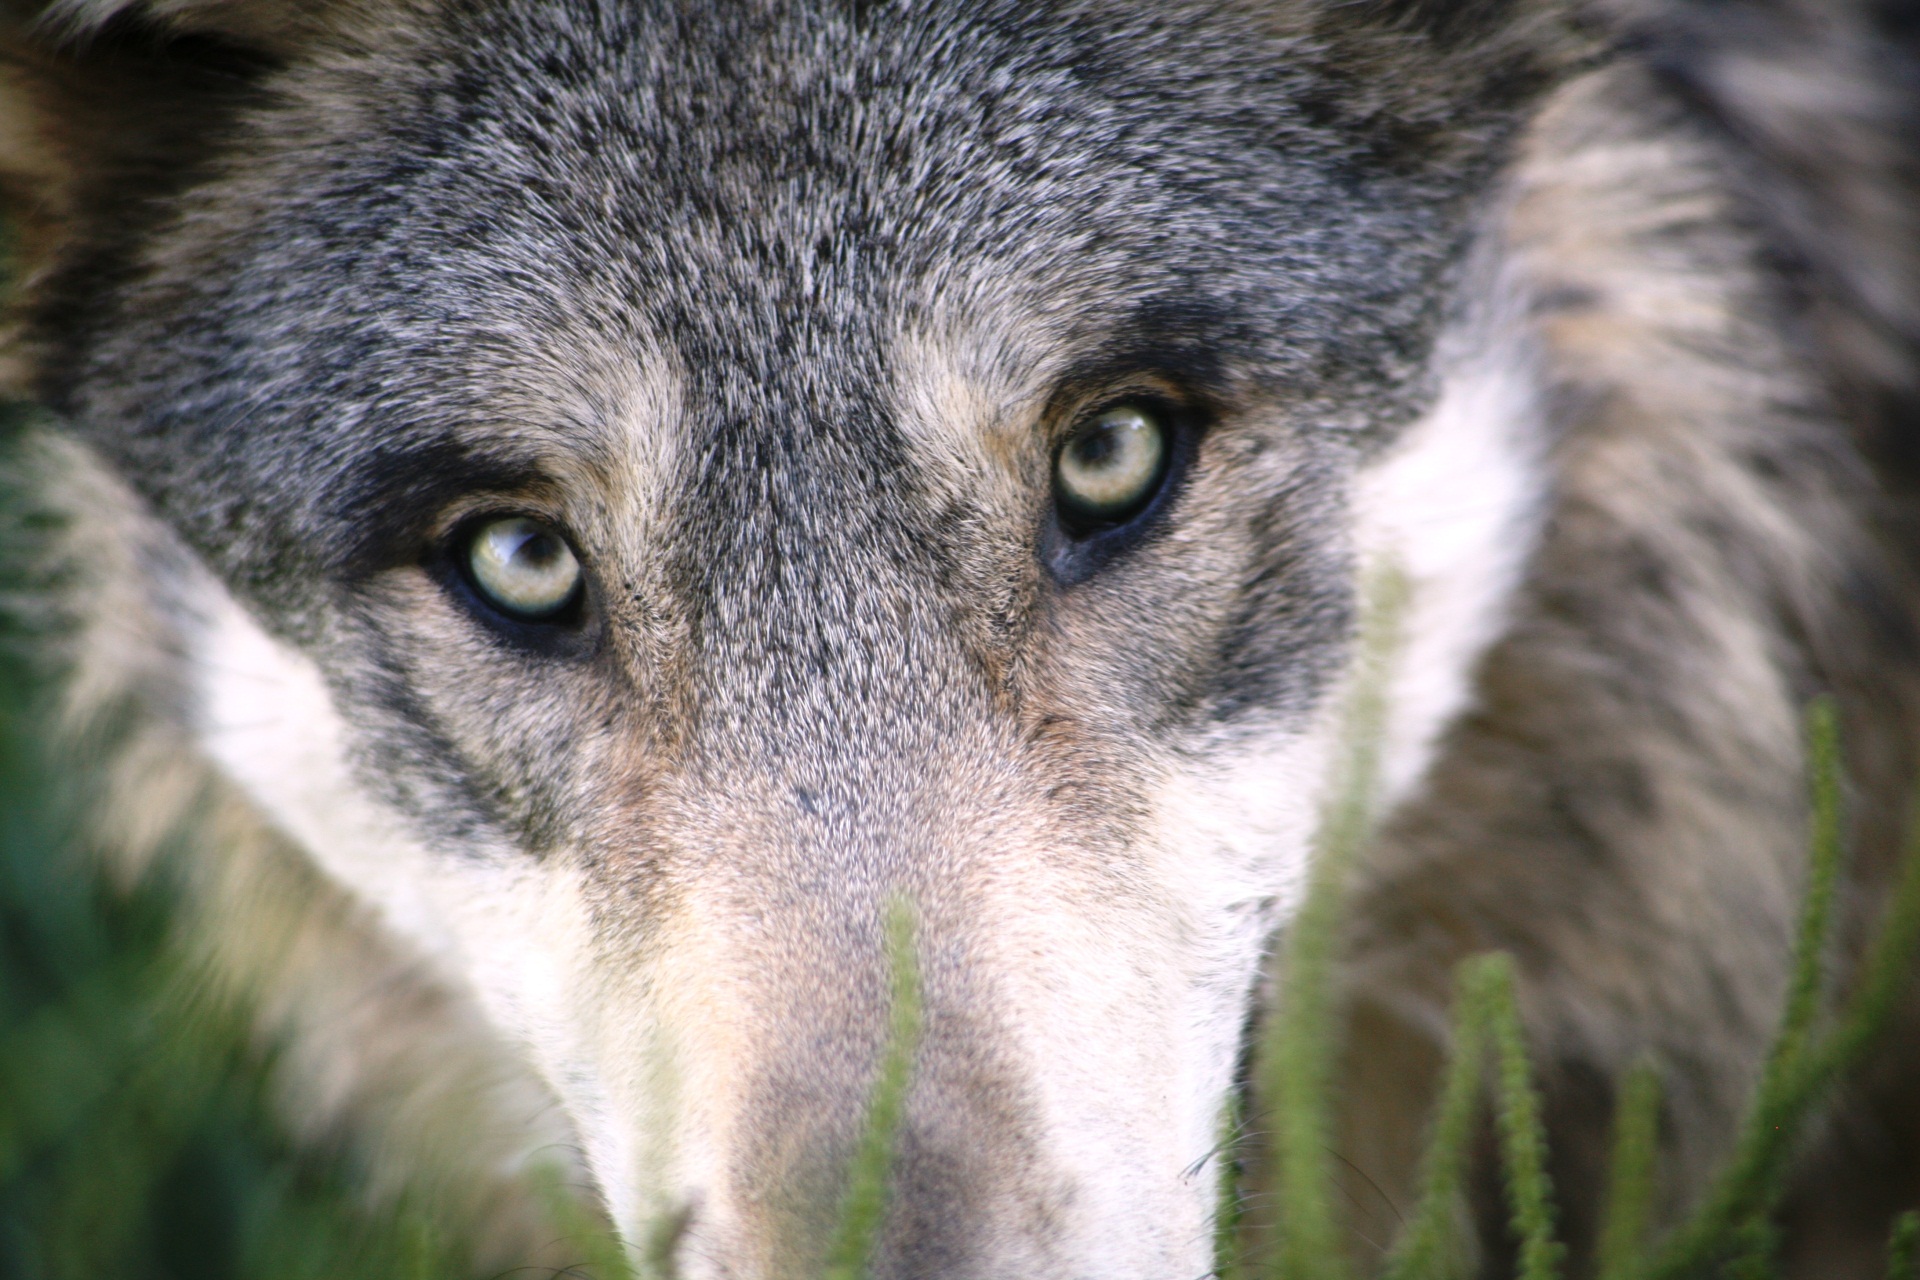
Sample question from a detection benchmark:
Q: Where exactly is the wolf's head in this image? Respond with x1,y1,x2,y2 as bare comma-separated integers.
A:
2,1,1588,1274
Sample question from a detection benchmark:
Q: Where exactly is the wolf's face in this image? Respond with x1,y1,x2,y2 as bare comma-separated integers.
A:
19,1,1570,1274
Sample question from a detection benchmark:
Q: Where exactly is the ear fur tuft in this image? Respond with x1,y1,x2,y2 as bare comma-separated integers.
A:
0,0,386,391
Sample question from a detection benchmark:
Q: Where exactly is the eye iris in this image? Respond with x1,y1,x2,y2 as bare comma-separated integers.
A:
467,517,581,619
1056,404,1166,523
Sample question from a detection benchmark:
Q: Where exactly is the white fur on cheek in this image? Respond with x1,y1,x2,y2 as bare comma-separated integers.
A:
1353,271,1549,810
189,582,639,1212
193,585,460,957
1141,723,1336,1214
1113,249,1549,1252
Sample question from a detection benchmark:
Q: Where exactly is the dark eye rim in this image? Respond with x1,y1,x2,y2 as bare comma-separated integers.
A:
1043,393,1199,585
435,511,597,651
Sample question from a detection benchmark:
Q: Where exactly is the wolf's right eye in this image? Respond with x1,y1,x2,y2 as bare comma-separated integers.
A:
1054,403,1169,534
463,517,583,621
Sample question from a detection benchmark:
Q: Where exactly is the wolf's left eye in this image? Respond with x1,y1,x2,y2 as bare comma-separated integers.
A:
1054,403,1168,533
463,517,582,621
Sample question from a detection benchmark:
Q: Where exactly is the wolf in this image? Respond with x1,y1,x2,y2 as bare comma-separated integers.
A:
1,0,1918,1275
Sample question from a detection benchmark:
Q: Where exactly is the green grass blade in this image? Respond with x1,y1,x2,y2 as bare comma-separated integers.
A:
1650,700,1849,1279
1479,955,1564,1280
1379,962,1495,1280
1380,954,1563,1280
1261,565,1407,1280
822,899,923,1280
1801,780,1920,1101
1776,698,1846,1072
1595,1059,1662,1280
1888,1211,1920,1280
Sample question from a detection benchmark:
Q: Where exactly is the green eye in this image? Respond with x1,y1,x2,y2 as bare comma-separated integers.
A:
1054,403,1168,528
465,517,582,620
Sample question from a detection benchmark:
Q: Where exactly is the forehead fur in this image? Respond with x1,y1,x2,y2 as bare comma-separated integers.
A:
10,0,1578,595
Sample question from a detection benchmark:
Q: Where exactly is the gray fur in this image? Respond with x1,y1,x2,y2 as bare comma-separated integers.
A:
1,0,1916,1275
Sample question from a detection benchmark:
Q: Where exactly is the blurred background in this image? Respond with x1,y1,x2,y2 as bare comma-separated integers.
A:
0,403,483,1280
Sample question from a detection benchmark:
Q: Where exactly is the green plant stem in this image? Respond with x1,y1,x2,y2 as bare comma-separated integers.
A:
1480,956,1564,1280
1649,703,1847,1278
1378,956,1564,1280
1649,699,1920,1280
1380,965,1495,1280
1775,699,1847,1075
822,899,923,1280
1261,566,1407,1280
1800,791,1920,1103
1595,1059,1662,1280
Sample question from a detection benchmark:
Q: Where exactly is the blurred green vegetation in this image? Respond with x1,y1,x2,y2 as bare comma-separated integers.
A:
0,410,478,1280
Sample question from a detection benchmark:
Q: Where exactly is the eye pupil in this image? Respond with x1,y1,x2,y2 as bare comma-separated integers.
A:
1071,428,1120,467
520,532,560,565
465,516,583,621
1054,403,1168,531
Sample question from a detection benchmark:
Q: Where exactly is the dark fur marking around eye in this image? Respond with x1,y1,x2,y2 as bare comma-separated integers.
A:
1037,311,1229,586
328,437,563,575
1042,391,1202,586
435,511,598,657
322,438,602,656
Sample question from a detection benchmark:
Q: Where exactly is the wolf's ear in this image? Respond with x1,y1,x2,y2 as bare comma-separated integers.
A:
0,0,373,358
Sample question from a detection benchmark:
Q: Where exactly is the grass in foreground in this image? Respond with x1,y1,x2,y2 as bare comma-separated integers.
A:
1212,681,1920,1280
